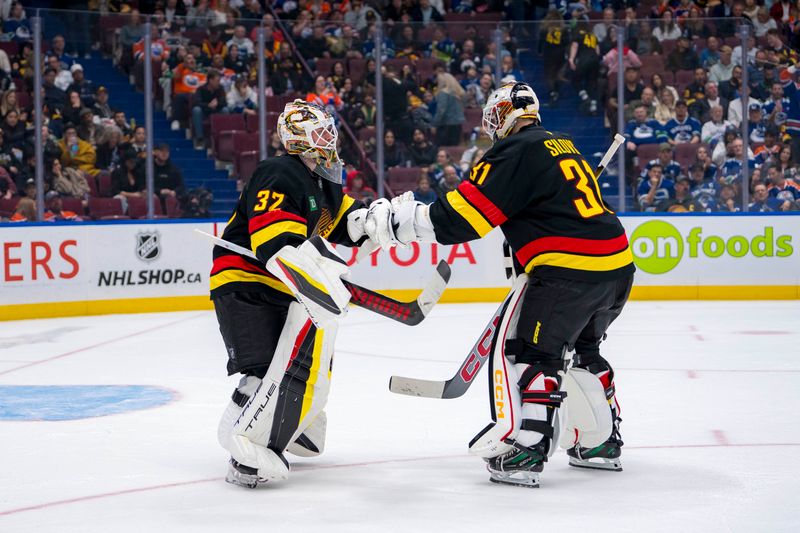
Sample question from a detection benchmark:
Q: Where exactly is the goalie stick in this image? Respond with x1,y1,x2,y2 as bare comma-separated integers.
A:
195,230,450,326
388,134,626,398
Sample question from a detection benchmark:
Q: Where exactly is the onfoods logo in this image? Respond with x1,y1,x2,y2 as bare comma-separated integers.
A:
630,220,793,275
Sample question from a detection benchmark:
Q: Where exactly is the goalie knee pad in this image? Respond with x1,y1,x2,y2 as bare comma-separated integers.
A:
225,302,337,480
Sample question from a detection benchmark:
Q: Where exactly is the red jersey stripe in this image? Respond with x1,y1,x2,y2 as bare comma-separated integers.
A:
458,181,508,226
248,210,307,234
516,233,630,266
211,254,269,276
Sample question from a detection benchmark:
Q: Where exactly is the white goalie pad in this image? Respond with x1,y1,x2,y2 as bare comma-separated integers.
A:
224,302,337,480
266,238,351,329
468,275,528,459
558,367,614,450
286,411,327,457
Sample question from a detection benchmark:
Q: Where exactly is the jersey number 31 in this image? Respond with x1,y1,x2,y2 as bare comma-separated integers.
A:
559,159,606,218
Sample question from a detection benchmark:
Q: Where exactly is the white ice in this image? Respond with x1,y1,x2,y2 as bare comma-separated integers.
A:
1,301,800,532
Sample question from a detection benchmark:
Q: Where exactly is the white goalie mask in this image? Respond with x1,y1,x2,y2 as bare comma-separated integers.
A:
278,99,344,184
482,82,540,143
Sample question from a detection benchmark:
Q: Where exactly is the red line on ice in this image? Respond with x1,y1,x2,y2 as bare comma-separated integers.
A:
686,370,698,379
3,444,800,517
0,313,204,378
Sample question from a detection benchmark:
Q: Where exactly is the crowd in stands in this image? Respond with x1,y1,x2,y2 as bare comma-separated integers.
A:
583,1,800,213
4,0,800,221
0,1,204,222
107,0,524,206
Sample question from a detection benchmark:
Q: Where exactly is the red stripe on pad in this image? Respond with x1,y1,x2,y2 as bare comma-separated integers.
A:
458,181,508,226
287,320,313,370
248,210,307,234
516,233,630,266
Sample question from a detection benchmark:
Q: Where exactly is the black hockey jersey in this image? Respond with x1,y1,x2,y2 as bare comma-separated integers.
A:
429,125,634,282
210,154,363,300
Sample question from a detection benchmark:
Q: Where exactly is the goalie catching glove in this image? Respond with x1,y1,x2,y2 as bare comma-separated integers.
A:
266,237,351,328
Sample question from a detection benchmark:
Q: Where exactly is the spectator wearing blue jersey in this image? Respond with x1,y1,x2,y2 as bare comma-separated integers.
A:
688,162,719,211
716,184,740,212
664,100,701,145
720,138,757,186
749,182,784,212
745,106,767,145
780,65,800,164
638,164,675,211
640,142,682,182
624,106,664,149
762,81,790,127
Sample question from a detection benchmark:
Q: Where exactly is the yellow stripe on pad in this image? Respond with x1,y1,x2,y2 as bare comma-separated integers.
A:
446,190,493,237
250,221,307,253
278,257,330,296
299,328,325,424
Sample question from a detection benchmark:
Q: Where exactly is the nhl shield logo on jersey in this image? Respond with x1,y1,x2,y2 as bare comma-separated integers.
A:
135,231,161,262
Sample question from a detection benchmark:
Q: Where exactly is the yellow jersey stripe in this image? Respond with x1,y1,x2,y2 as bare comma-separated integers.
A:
299,328,325,423
209,269,292,295
250,221,307,253
524,247,634,273
320,194,355,239
446,190,493,237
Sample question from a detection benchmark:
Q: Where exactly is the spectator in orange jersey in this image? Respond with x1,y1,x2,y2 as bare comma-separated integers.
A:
306,75,343,115
171,54,207,130
44,191,82,221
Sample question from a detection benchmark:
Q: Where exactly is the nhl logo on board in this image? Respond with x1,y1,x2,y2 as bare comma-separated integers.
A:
135,231,161,262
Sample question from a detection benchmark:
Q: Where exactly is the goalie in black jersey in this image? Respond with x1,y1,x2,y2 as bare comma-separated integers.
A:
363,82,635,488
211,100,373,488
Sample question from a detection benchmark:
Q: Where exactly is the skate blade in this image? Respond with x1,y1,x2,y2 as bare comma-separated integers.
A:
568,457,622,472
489,471,540,488
225,467,262,489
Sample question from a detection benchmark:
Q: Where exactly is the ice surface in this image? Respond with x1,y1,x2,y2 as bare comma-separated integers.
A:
1,302,799,532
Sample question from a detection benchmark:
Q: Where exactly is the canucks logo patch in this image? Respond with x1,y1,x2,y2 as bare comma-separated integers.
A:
309,197,318,211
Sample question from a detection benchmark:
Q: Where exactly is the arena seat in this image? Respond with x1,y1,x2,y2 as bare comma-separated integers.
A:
60,197,85,217
235,150,259,181
127,195,164,219
636,144,661,173
88,197,125,219
388,167,421,193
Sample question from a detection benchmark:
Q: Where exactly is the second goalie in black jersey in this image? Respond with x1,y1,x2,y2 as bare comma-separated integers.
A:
363,82,635,488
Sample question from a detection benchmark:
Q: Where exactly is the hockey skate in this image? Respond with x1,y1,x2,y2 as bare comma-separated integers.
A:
225,458,265,489
566,417,623,472
486,442,546,488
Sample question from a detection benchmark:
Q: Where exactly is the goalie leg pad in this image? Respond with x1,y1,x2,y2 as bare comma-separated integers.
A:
226,302,336,480
286,410,327,457
468,275,528,459
558,367,613,450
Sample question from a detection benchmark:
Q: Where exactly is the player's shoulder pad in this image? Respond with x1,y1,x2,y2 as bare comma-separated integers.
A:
249,155,309,193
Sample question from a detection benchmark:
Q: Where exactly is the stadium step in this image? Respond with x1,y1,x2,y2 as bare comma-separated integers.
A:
79,54,230,215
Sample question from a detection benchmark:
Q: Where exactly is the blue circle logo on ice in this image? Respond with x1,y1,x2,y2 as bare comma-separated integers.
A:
0,385,176,421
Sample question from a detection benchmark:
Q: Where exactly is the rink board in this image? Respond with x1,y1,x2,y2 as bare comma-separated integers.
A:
1,214,799,320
